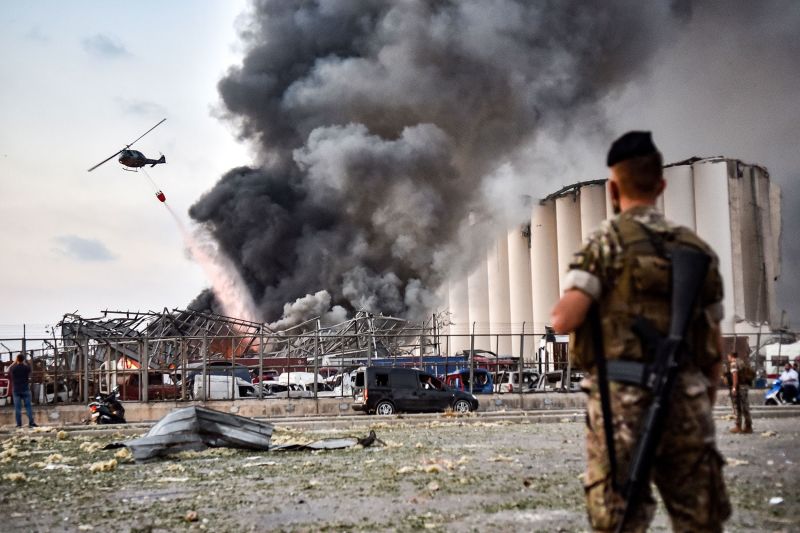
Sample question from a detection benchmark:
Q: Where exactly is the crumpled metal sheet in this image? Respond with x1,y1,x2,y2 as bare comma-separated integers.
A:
271,430,384,451
109,407,382,461
113,406,273,461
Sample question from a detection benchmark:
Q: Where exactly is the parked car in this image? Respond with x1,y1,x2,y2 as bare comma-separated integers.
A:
352,366,479,415
184,362,258,399
494,370,540,393
259,380,313,398
193,374,257,400
443,368,494,394
535,370,584,392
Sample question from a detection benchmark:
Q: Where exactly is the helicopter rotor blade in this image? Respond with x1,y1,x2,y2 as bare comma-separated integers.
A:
87,149,124,172
125,118,166,149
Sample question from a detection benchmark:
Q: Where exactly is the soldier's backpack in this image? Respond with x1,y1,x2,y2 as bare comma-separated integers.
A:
738,356,756,386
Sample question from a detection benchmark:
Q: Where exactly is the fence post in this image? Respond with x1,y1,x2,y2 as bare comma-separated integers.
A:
340,333,346,398
180,337,187,401
469,322,475,394
83,336,90,404
51,326,59,404
258,327,264,400
230,335,236,400
564,332,572,393
367,330,373,367
141,336,149,403
314,321,320,413
201,331,208,402
519,322,525,405
495,335,500,394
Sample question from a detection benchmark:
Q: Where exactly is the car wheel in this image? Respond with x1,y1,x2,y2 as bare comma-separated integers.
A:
375,401,395,415
453,399,472,413
765,398,778,406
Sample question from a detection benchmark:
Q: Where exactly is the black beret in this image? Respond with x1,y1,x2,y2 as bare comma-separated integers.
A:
606,131,659,167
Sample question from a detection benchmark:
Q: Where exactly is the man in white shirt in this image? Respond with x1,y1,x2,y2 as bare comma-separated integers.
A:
779,363,799,403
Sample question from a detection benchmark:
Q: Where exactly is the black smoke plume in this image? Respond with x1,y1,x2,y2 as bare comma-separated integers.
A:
187,1,701,323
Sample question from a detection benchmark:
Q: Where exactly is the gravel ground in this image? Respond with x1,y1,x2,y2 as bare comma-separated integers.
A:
0,413,797,532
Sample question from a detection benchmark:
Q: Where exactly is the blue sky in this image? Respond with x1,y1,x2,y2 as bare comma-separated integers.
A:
0,1,249,331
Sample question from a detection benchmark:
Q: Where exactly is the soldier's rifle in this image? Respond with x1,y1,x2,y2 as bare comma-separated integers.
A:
615,246,710,533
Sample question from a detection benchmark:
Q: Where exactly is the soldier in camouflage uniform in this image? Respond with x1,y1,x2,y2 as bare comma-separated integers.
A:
726,351,753,433
551,131,731,532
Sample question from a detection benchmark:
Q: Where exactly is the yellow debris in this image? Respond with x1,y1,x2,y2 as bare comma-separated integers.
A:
45,453,64,463
3,472,26,482
114,448,133,461
88,459,118,473
423,464,443,474
79,441,103,453
0,447,19,460
57,431,69,440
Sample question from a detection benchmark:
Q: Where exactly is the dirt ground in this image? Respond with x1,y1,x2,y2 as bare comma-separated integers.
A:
0,413,797,532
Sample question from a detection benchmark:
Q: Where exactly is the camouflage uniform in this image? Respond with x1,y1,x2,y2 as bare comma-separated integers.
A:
567,206,731,533
727,359,752,431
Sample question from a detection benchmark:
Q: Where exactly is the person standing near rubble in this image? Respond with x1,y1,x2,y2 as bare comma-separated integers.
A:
551,131,730,532
10,352,37,428
726,351,753,434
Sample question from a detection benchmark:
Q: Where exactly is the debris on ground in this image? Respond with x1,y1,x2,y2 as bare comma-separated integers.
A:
114,448,132,461
80,442,103,453
109,406,274,461
727,458,750,467
88,459,117,473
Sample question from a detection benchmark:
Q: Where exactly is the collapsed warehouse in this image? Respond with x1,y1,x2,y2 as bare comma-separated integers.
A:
4,308,444,404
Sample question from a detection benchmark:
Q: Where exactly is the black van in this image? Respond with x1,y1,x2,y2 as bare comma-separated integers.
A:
351,367,479,415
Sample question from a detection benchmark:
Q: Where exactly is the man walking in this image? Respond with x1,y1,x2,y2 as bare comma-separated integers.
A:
10,352,37,428
726,351,753,433
551,131,730,532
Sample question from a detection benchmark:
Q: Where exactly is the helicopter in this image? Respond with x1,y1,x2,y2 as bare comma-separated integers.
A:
88,118,167,172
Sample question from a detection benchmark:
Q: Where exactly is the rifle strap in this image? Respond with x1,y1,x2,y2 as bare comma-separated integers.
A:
589,304,619,491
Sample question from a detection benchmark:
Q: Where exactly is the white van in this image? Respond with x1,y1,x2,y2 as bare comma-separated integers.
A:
193,374,257,400
494,370,540,393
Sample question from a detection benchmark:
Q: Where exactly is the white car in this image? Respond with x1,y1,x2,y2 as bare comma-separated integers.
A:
493,370,539,393
259,380,313,399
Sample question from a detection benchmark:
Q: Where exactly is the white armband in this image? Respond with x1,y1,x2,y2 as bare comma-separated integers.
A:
562,269,601,300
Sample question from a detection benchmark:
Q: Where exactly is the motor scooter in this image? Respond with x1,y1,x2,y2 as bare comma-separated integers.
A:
764,379,799,406
88,387,126,424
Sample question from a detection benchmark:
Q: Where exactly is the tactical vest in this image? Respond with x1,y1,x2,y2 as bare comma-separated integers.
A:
570,217,723,372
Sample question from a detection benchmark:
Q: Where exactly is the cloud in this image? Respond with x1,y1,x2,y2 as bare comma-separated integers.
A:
117,98,167,117
25,26,49,43
53,236,116,262
81,34,129,59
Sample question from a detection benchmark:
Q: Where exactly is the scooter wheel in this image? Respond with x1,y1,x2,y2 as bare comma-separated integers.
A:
765,398,778,406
